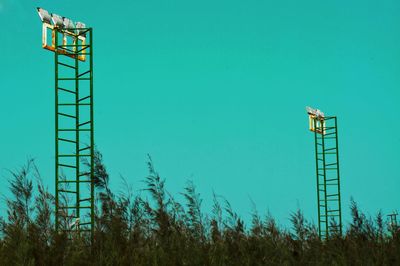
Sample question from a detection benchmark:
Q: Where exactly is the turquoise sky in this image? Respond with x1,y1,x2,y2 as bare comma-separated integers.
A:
0,0,399,228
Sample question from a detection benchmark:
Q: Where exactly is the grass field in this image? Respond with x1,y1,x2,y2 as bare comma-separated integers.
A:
0,152,399,265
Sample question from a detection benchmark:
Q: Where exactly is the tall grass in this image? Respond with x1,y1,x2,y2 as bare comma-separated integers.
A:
0,152,399,265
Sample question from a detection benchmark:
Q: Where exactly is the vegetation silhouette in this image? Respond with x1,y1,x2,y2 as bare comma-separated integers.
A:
0,152,399,265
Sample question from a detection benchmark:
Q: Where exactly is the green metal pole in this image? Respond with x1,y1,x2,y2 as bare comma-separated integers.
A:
313,118,321,239
334,117,342,236
75,37,80,221
321,120,328,239
55,29,59,232
89,28,95,244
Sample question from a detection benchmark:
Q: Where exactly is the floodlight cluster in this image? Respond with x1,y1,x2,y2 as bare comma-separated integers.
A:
37,7,87,34
306,106,325,118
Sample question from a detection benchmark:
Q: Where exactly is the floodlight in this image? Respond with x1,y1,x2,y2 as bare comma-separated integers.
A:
306,106,325,118
37,7,52,23
51,14,64,28
63,17,75,31
75,22,87,36
306,106,315,115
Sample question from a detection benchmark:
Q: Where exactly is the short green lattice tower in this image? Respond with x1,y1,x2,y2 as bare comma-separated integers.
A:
36,7,94,242
306,107,342,239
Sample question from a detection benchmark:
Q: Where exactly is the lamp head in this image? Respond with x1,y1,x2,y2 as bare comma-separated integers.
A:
51,13,64,28
37,7,52,23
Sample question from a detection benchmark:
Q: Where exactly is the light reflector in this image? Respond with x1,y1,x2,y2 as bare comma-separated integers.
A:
37,7,51,23
51,14,64,28
75,22,87,36
63,17,75,32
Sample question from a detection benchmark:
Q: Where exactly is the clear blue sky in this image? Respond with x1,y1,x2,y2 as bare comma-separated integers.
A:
0,0,399,228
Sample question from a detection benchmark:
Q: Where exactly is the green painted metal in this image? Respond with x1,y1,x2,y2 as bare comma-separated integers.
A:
55,30,60,232
388,212,398,233
53,28,94,241
89,29,95,243
312,116,342,239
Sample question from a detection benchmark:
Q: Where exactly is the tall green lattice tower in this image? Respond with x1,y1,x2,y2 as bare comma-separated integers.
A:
306,107,342,239
37,8,94,241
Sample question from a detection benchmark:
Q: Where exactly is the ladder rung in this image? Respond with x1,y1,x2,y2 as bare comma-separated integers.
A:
59,129,91,132
326,178,338,182
58,154,91,157
58,112,76,119
79,96,91,102
58,87,76,94
59,180,91,183
78,222,92,226
78,70,90,77
58,163,77,169
57,62,76,69
58,77,90,81
79,121,91,127
79,198,91,202
59,206,91,209
59,190,77,194
77,46,89,53
327,194,339,197
58,138,77,144
79,172,91,177
325,163,337,166
79,146,91,152
324,148,337,152
59,103,91,106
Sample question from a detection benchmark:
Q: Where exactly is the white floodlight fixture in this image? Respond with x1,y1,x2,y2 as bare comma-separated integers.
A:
37,7,52,23
306,106,314,115
52,13,64,28
316,109,324,118
306,106,325,119
75,22,87,36
63,17,75,31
